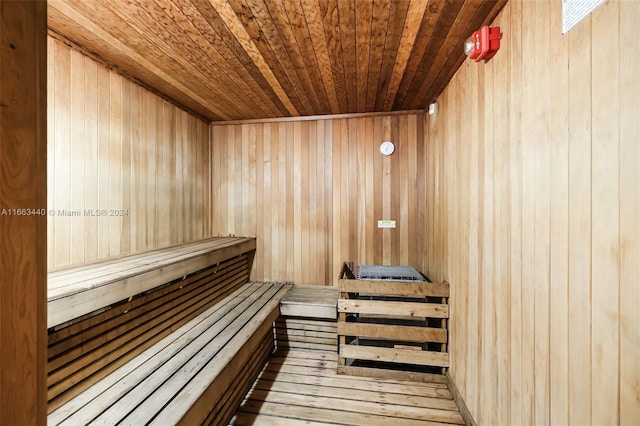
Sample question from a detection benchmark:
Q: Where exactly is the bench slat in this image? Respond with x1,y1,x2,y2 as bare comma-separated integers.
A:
152,286,288,426
48,241,237,292
47,237,255,327
47,273,249,397
48,257,247,355
47,237,240,279
49,282,266,425
47,238,245,295
144,285,289,425
50,283,290,426
92,283,281,425
47,257,252,409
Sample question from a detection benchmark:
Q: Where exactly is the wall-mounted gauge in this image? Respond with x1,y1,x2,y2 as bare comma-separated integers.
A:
380,141,395,156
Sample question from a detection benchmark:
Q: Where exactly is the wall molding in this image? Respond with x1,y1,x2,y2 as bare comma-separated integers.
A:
446,372,477,426
211,109,425,126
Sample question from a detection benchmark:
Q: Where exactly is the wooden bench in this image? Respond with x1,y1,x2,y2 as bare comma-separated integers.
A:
47,237,291,425
48,237,256,328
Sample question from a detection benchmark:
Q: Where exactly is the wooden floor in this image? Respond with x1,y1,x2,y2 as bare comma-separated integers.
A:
230,350,464,425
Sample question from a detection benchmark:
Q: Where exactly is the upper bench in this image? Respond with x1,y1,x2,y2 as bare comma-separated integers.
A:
47,237,256,328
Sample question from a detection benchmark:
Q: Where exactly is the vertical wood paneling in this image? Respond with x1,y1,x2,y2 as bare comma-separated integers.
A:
549,1,570,424
428,0,639,424
532,1,551,423
48,37,211,270
591,2,620,425
381,117,392,264
69,49,85,265
480,44,494,424
53,39,71,267
567,9,593,426
83,57,98,255
109,70,123,256
619,2,640,423
492,9,510,425
47,35,56,272
519,1,536,423
0,2,48,424
211,112,427,285
285,120,295,283
508,1,523,423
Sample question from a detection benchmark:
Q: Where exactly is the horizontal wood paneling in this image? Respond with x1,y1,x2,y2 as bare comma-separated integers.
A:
47,0,506,121
274,318,337,353
211,113,427,285
427,0,640,424
48,37,211,270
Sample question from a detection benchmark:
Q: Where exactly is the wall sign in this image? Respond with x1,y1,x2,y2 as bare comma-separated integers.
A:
562,0,606,34
377,220,396,229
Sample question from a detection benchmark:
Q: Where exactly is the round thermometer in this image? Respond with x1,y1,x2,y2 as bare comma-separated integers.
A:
380,141,395,156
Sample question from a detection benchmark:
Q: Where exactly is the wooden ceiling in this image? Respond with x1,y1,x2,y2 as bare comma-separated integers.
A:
48,0,506,122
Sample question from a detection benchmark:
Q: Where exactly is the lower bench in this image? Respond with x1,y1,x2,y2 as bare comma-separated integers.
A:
276,285,339,354
48,281,290,425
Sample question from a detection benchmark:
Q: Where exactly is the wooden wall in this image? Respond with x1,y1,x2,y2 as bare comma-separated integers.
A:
426,0,640,424
47,37,212,270
211,113,428,285
0,1,48,424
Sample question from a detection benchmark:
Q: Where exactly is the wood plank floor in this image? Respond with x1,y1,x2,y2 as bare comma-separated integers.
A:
230,350,463,425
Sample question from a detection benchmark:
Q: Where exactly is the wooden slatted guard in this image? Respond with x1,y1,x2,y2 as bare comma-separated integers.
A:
338,263,450,380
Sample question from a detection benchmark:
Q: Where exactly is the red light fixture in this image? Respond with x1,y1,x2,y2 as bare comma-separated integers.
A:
464,25,503,62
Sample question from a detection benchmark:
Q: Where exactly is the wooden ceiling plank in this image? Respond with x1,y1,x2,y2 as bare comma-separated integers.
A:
280,0,333,114
382,0,429,111
48,0,503,120
92,0,253,119
410,0,488,110
157,0,284,119
374,0,410,111
242,0,317,116
355,0,373,113
107,0,260,120
48,0,229,120
208,0,300,116
337,0,357,112
318,0,348,113
394,0,467,109
263,0,327,113
169,0,287,119
227,0,311,115
190,0,294,118
299,0,341,114
390,0,447,110
424,0,508,108
365,0,392,112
